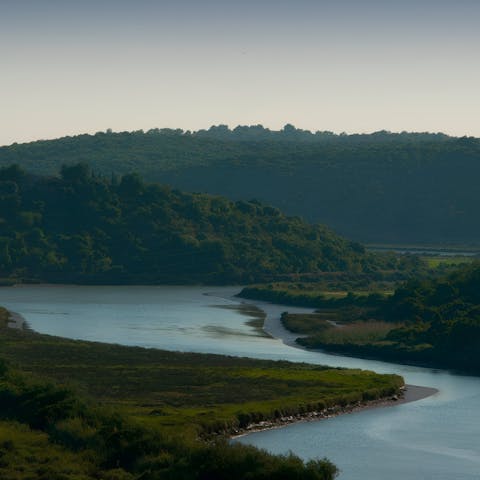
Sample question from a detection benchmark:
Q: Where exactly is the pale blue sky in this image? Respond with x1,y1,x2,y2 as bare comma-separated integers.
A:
1,0,479,145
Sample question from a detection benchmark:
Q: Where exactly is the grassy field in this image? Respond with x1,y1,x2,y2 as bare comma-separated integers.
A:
0,306,403,479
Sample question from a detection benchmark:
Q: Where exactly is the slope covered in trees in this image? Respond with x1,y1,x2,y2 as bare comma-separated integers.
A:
2,126,479,243
378,263,480,370
0,164,402,284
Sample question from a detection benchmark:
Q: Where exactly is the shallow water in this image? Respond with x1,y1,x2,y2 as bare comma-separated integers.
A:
0,285,478,480
0,285,281,356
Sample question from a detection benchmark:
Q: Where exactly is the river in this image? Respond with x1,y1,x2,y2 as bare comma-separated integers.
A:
0,285,478,480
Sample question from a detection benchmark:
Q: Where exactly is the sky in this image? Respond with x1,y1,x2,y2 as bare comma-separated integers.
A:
1,0,480,146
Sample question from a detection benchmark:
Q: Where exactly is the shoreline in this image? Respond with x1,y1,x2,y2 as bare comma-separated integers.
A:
4,295,439,440
206,292,441,437
231,384,438,439
7,310,29,330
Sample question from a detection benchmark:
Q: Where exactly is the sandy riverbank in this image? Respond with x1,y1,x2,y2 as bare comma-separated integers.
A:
210,290,316,346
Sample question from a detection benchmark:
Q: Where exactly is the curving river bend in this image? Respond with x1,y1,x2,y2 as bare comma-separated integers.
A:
0,285,478,480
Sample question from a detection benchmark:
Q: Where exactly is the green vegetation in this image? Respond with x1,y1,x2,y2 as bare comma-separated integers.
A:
0,163,414,285
281,313,335,336
2,126,480,244
239,283,393,309
276,264,480,373
283,313,398,344
303,321,395,345
420,255,475,270
0,307,404,479
373,262,480,370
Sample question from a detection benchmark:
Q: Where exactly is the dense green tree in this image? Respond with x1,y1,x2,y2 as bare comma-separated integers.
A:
305,263,480,372
0,164,406,284
1,126,479,243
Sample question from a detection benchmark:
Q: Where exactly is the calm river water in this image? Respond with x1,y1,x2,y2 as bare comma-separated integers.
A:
0,285,478,480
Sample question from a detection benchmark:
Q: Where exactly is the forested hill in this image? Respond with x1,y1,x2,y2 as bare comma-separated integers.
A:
2,126,480,244
0,164,405,285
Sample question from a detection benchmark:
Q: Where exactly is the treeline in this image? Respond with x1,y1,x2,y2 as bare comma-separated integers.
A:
2,126,480,243
379,263,480,370
0,164,400,284
297,264,480,373
239,285,388,309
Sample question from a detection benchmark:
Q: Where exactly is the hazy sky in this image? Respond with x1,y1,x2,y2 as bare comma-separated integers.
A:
1,0,479,145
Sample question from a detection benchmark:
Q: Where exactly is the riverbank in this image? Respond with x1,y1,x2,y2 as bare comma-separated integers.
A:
208,292,439,437
0,304,404,439
7,310,28,330
3,306,435,443
2,292,437,442
0,325,345,480
1,287,477,480
231,384,437,439
233,287,480,376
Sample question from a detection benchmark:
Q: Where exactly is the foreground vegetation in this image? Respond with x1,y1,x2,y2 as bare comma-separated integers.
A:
3,126,480,244
0,308,403,479
0,164,416,285
259,264,480,374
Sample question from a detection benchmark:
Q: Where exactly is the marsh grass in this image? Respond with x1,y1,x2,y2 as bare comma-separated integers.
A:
282,311,399,346
313,321,400,345
0,307,402,434
281,312,336,334
0,306,402,479
239,283,394,311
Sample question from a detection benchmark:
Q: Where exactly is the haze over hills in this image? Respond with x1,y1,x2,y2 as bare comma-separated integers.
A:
1,125,479,245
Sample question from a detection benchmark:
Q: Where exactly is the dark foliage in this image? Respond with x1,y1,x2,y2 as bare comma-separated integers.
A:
239,286,389,309
0,164,396,284
297,264,480,373
2,126,480,243
378,263,480,370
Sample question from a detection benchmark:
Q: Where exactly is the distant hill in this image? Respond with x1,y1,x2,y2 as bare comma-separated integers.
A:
0,164,402,284
2,126,479,244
